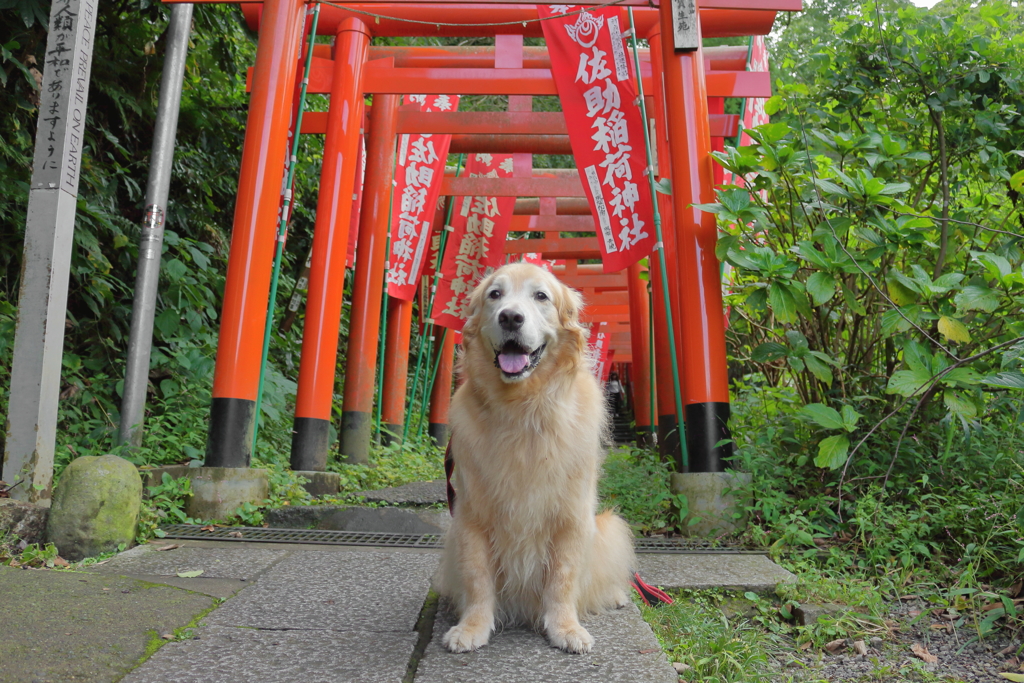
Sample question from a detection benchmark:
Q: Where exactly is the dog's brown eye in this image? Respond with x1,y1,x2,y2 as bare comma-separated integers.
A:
488,289,501,300
535,291,549,301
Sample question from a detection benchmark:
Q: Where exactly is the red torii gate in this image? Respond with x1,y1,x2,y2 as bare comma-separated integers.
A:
174,0,797,474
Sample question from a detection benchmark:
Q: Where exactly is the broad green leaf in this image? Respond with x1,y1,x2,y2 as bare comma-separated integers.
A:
800,404,844,430
164,258,188,281
751,342,788,363
716,234,739,263
938,316,971,344
768,282,798,324
981,371,1024,390
804,355,834,387
806,272,837,306
998,673,1024,682
954,285,1000,313
841,405,862,432
943,390,977,418
878,181,911,195
814,435,850,470
842,284,867,315
887,368,933,397
1010,170,1024,193
813,178,849,198
785,330,810,354
886,276,918,306
943,367,982,386
903,340,933,374
655,177,673,195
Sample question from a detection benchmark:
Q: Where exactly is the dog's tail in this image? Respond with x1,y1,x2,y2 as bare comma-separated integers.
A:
579,510,636,615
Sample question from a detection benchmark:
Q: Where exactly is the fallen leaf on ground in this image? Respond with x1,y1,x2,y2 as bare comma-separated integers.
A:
155,544,181,552
799,642,812,651
911,642,938,664
825,639,846,653
930,623,947,630
899,595,919,601
853,640,867,655
161,633,174,640
176,570,204,578
908,610,922,617
200,525,215,532
638,648,659,655
228,531,243,538
53,557,69,567
672,662,691,673
1001,644,1018,655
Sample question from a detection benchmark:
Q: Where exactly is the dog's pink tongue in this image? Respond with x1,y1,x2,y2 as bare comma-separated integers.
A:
498,353,530,374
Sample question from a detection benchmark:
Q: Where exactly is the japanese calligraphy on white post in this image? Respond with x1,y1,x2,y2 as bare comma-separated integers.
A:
430,153,516,331
386,94,460,300
539,5,657,273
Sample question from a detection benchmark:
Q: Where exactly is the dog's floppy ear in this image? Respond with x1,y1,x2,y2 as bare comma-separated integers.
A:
461,271,495,347
556,283,586,335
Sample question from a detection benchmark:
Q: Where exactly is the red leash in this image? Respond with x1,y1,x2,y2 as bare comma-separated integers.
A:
443,438,670,606
444,439,456,515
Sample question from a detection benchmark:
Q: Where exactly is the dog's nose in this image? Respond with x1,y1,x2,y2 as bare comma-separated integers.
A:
498,308,524,331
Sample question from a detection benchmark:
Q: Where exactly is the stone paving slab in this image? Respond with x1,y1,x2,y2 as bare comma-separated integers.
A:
206,549,438,632
355,479,447,506
0,565,214,683
414,600,678,683
122,625,417,683
89,542,289,580
101,573,250,599
636,553,796,592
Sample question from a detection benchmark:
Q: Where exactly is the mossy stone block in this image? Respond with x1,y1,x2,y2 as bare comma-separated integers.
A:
47,454,142,560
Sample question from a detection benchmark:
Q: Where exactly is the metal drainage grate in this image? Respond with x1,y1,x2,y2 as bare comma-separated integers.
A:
159,525,443,548
160,525,762,554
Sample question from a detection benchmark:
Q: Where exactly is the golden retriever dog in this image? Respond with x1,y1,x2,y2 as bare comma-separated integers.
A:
435,262,635,654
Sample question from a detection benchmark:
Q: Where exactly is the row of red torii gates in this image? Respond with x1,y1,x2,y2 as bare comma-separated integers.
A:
178,0,799,474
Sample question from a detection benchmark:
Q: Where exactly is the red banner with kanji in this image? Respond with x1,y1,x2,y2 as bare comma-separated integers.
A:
589,322,612,382
387,94,460,300
721,36,770,328
539,5,656,274
430,153,516,331
722,36,769,188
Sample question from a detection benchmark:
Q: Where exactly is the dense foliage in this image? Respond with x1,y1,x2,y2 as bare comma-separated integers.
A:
0,0,328,472
703,0,1024,586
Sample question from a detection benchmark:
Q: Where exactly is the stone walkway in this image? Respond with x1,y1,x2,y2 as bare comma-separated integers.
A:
3,538,795,683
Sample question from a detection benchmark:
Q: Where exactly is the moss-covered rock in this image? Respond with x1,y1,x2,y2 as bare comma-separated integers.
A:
46,454,142,561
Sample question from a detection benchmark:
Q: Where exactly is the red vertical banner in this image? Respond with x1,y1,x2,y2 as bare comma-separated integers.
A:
539,6,656,274
520,253,562,272
346,134,366,269
722,36,769,186
430,153,516,331
721,36,770,323
589,322,612,382
386,94,460,300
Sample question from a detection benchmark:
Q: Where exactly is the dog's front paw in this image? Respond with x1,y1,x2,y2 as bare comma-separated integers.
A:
548,623,594,654
443,621,492,653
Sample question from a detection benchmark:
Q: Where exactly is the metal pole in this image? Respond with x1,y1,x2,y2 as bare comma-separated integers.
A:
118,3,194,448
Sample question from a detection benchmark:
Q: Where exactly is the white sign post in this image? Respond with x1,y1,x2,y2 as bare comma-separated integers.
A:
2,0,99,503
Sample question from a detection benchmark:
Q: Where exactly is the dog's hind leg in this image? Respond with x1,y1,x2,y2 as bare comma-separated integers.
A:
442,520,497,653
541,522,594,654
